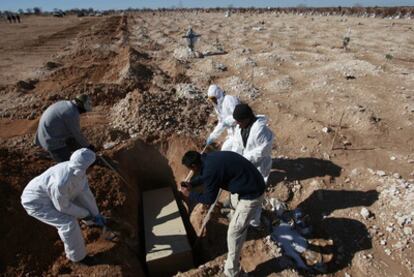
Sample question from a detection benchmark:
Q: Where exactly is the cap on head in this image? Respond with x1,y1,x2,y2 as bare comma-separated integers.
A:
233,103,254,121
207,84,224,100
74,94,92,112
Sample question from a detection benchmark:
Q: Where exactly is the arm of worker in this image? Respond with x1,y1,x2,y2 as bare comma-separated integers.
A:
49,182,90,218
64,110,90,148
222,115,237,128
74,181,99,217
189,175,204,187
189,168,221,205
244,129,273,165
222,96,240,128
208,121,226,143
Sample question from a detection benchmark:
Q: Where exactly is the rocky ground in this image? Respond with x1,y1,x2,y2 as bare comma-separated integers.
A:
0,10,413,277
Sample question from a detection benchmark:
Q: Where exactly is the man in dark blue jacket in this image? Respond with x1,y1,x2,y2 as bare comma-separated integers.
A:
181,150,265,277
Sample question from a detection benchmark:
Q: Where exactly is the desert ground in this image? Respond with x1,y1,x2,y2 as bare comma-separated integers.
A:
0,10,413,277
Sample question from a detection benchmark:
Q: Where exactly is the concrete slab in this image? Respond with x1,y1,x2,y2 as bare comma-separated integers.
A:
143,187,193,276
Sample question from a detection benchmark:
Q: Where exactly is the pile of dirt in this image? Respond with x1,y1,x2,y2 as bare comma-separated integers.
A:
110,87,211,141
0,148,56,276
0,15,155,121
360,169,414,273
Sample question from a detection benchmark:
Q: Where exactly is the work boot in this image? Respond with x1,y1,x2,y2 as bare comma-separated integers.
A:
77,255,100,266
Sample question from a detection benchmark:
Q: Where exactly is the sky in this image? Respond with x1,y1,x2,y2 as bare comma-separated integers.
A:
0,0,413,12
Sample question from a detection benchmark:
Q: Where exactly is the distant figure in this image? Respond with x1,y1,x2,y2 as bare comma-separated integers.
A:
10,14,16,23
6,14,12,23
16,14,21,23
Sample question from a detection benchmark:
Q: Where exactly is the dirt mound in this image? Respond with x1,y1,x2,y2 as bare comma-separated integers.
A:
0,15,155,121
110,87,211,141
0,148,56,275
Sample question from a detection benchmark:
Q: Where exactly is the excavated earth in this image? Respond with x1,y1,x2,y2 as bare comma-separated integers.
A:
0,11,413,277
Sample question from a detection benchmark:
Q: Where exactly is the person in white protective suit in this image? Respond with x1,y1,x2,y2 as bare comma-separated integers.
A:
206,84,240,150
21,148,105,266
230,103,274,227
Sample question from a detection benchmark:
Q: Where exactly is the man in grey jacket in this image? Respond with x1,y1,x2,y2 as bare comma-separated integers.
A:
35,95,95,162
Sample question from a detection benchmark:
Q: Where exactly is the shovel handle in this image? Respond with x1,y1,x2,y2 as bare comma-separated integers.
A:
98,155,132,188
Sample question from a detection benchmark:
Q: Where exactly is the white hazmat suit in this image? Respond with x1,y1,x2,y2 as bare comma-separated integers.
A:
231,115,274,182
21,148,98,262
231,115,274,227
207,85,240,150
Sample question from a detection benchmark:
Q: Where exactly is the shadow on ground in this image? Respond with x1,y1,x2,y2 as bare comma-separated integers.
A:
269,157,342,185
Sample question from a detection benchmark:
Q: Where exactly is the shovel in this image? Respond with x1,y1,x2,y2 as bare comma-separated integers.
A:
98,155,132,188
198,189,222,237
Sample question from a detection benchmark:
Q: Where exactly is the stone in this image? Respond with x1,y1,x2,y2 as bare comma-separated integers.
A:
360,208,371,220
270,182,292,202
403,227,412,236
380,239,387,246
393,173,401,179
215,63,227,71
376,170,386,177
390,156,397,161
393,241,404,249
397,216,407,227
103,141,118,150
322,127,332,133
